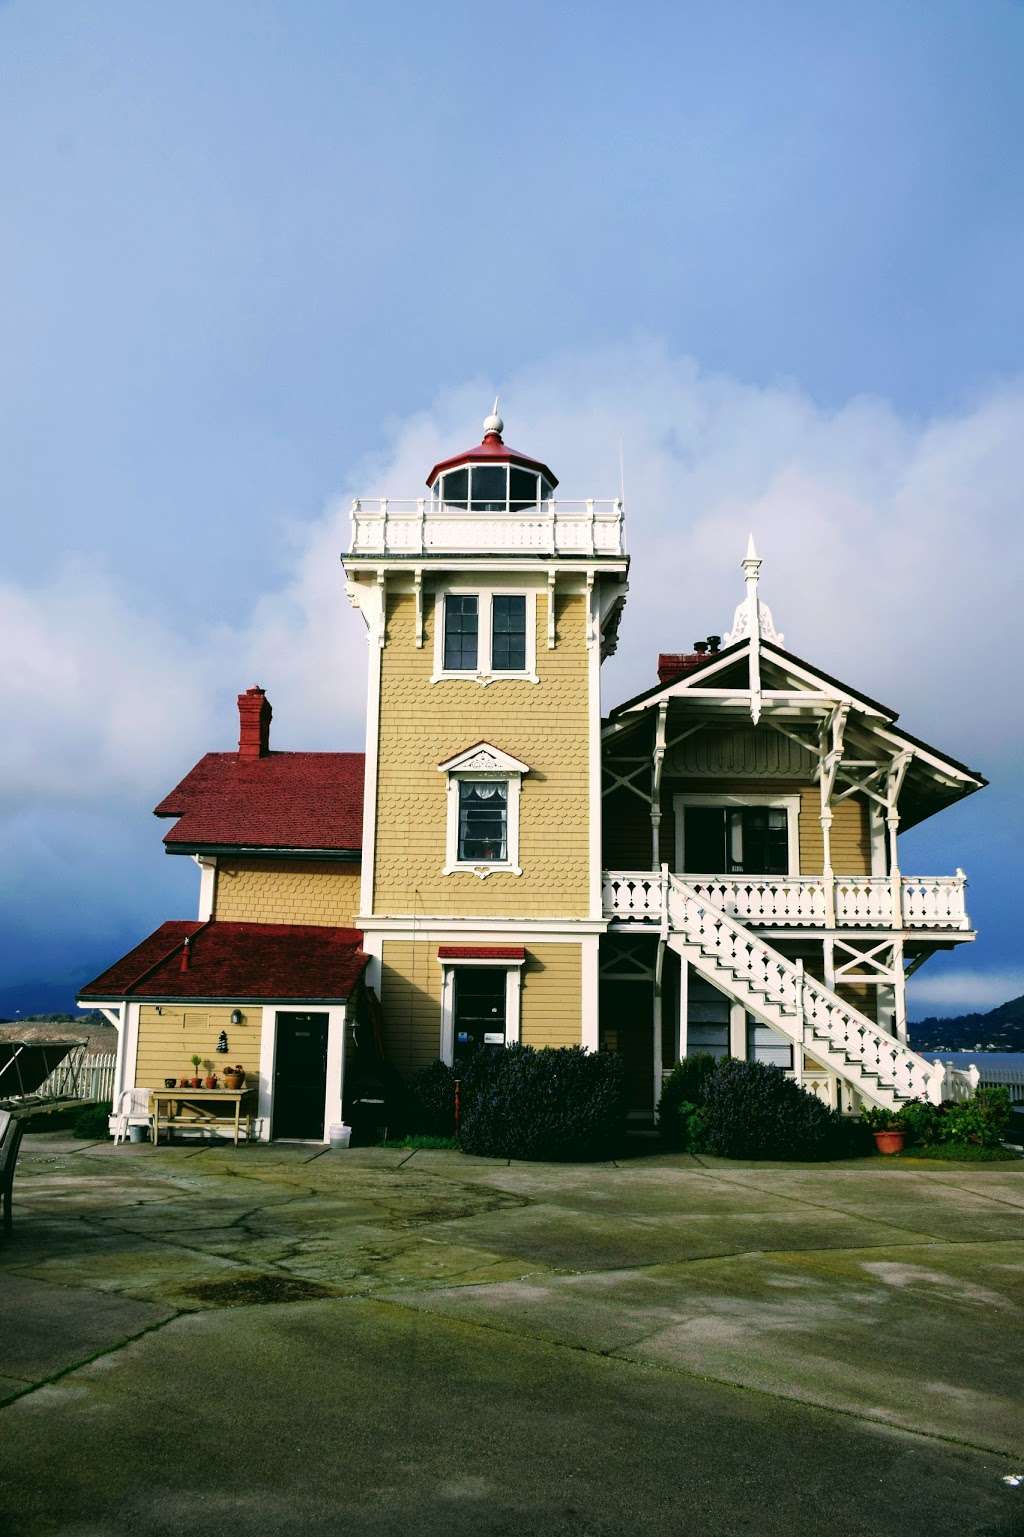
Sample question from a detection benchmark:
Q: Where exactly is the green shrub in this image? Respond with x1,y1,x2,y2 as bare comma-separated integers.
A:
942,1086,1012,1147
458,1045,627,1161
700,1059,845,1160
895,1099,943,1147
657,1055,720,1148
405,1060,457,1137
72,1101,112,1139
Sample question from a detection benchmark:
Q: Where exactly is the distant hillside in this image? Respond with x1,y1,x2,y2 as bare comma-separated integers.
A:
911,994,1024,1053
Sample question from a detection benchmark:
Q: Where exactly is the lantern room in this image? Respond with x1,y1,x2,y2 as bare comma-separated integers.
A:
426,404,558,511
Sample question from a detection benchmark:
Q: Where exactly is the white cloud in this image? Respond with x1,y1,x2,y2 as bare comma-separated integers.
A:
909,970,1024,1016
3,339,1023,983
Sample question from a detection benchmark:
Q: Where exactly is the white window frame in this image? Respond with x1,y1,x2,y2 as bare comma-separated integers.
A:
439,743,529,878
438,955,524,1066
431,586,538,685
673,792,801,876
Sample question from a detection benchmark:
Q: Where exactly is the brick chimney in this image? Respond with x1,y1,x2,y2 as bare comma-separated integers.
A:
237,686,272,758
657,635,721,685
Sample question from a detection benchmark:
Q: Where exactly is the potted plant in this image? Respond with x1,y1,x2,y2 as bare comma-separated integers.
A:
164,1077,176,1089
861,1105,905,1154
190,1054,203,1089
204,1071,218,1090
223,1064,245,1090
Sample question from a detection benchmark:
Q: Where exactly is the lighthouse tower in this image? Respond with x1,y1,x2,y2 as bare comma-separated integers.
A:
343,409,628,1068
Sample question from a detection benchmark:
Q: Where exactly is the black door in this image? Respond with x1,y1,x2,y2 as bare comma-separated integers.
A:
453,968,506,1069
273,1013,329,1139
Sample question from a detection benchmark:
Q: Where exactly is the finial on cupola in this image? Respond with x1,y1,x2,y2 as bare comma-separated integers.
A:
482,398,504,441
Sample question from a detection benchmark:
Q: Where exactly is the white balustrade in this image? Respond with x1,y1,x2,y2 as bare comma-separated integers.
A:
602,871,663,922
666,876,943,1107
603,871,969,930
349,497,625,558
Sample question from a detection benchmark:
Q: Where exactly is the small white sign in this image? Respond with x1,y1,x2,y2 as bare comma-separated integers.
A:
483,1032,505,1045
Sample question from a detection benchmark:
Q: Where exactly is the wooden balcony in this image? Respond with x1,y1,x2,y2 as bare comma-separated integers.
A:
348,497,626,558
602,870,970,931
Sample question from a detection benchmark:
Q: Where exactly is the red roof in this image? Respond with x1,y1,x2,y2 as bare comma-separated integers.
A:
436,945,527,961
79,921,368,1002
155,752,364,852
426,431,557,490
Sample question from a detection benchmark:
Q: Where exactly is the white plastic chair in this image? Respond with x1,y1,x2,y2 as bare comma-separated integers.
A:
113,1088,153,1145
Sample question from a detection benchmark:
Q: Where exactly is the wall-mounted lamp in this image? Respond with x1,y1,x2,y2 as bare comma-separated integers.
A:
217,1030,229,1054
230,1009,245,1027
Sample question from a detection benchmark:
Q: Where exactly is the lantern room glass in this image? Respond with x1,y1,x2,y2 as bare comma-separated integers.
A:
435,465,553,511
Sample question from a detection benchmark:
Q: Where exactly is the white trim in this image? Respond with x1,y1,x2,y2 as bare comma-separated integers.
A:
195,856,217,921
258,1006,277,1138
438,959,523,1066
430,585,539,685
587,574,603,919
438,742,531,775
324,1005,347,1140
347,571,386,917
581,935,599,1051
441,761,524,878
121,1002,140,1093
359,915,609,936
673,792,801,876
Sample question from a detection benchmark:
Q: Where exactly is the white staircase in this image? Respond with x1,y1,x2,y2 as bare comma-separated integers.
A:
667,877,944,1109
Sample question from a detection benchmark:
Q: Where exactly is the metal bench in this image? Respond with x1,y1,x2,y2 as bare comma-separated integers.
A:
0,1109,26,1235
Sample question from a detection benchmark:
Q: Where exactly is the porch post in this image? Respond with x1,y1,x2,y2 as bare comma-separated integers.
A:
652,938,665,1117
892,938,908,1043
650,702,668,868
677,954,688,1062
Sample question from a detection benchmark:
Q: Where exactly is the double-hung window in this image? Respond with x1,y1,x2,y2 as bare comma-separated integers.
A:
437,591,533,680
439,743,530,877
443,595,479,672
458,780,507,863
490,595,526,672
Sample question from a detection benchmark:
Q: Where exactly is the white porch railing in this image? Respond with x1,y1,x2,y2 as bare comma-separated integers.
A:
602,870,970,930
348,498,626,558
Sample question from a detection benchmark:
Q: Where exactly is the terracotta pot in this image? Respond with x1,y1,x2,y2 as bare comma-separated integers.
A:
190,1076,203,1089
179,1078,190,1088
873,1129,905,1155
204,1076,218,1090
223,1072,244,1090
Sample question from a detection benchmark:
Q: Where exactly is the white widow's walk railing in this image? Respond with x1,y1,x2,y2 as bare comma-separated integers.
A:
667,878,944,1107
602,871,970,930
348,498,626,557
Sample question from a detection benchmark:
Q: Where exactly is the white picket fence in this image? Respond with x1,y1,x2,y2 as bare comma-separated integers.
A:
38,1049,117,1102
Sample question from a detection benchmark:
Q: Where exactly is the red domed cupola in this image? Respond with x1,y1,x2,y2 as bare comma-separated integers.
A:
426,403,558,511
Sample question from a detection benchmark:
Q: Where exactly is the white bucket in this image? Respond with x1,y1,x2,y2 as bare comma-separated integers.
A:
328,1122,352,1150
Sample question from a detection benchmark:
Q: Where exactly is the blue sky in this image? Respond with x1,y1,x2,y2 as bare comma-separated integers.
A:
3,0,1023,1014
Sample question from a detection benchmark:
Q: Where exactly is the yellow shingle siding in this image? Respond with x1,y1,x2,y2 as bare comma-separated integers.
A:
134,1005,257,1088
213,861,361,927
378,941,584,1072
374,590,590,916
520,944,582,1048
379,941,444,1072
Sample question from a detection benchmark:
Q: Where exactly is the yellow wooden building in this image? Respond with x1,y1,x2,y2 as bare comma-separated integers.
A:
80,409,985,1137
